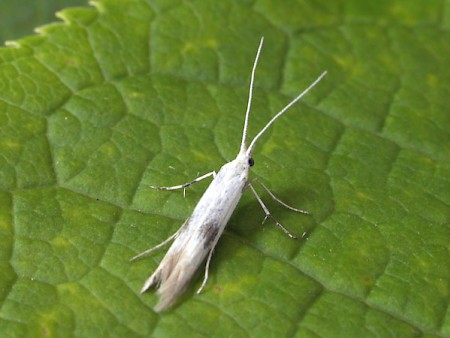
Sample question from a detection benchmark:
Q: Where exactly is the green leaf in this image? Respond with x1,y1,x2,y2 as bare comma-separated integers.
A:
1,0,449,337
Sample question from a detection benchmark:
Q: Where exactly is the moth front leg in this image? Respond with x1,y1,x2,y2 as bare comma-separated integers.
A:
247,182,298,239
150,171,216,197
252,178,308,214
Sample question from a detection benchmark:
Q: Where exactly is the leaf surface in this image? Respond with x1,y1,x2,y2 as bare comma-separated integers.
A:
0,0,449,337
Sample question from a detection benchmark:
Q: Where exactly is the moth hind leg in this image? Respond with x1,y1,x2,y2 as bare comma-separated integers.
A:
130,228,180,262
197,247,215,294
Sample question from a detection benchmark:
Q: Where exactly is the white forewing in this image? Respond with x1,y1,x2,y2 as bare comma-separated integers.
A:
143,154,250,311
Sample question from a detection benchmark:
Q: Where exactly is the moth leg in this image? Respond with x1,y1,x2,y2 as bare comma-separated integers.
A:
130,229,180,262
150,171,216,197
248,183,297,239
197,247,214,294
252,178,308,214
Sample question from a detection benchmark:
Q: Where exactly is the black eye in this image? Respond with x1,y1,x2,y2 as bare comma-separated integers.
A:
248,158,254,167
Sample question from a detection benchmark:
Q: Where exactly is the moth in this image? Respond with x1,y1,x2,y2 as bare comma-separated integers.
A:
131,37,327,312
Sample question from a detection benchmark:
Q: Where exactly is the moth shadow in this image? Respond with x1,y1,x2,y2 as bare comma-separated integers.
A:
229,186,315,240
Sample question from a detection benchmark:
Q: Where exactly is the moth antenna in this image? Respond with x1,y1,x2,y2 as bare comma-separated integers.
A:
240,36,265,153
246,70,328,156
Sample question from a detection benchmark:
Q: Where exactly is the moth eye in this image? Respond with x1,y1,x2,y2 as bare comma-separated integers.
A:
248,158,254,167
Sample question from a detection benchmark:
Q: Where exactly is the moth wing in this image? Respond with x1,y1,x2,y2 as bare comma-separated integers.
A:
142,218,219,312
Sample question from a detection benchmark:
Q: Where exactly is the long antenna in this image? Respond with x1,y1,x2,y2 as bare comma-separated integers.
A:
240,37,265,153
246,70,328,156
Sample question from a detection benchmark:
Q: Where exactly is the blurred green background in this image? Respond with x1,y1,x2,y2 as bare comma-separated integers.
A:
0,0,86,43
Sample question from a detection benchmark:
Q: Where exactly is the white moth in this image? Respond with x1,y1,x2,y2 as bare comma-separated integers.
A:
131,37,327,312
